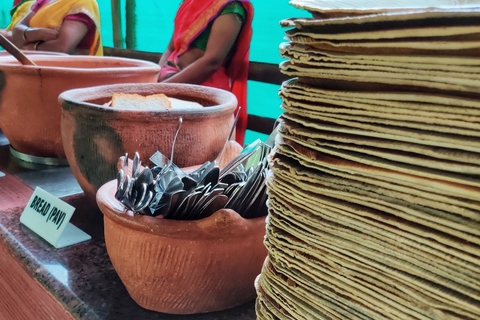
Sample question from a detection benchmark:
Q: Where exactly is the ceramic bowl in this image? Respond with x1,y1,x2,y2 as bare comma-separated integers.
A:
0,55,160,158
59,83,237,201
97,179,267,314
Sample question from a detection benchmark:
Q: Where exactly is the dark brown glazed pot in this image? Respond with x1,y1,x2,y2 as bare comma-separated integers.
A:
59,83,237,201
97,179,267,314
0,55,160,158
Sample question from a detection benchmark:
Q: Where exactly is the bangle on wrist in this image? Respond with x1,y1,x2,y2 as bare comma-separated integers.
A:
22,27,30,42
34,41,43,51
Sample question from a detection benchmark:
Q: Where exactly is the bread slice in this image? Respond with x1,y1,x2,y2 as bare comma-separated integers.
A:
168,97,203,109
110,93,203,110
111,93,173,110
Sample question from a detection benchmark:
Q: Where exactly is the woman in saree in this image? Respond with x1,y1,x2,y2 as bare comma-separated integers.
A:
0,0,34,41
11,0,102,55
158,0,254,145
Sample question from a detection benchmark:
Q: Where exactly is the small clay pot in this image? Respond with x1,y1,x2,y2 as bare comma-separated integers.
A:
97,180,267,314
59,83,237,201
0,55,160,158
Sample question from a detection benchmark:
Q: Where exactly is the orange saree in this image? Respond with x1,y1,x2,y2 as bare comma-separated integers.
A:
162,0,253,145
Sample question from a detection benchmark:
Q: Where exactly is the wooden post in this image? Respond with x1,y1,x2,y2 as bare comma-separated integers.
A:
125,0,136,49
111,0,124,48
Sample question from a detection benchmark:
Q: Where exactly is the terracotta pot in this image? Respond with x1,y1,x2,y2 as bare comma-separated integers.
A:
97,180,267,314
59,83,237,201
0,55,160,158
0,50,67,56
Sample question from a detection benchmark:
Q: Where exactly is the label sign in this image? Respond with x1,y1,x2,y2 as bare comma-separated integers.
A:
20,187,91,248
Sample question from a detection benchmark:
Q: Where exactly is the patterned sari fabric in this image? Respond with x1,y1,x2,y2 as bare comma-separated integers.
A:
7,0,34,31
161,0,253,145
29,0,103,56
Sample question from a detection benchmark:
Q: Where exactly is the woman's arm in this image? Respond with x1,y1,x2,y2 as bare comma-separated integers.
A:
158,36,175,81
0,29,12,42
30,19,88,53
12,11,58,47
159,37,174,68
161,12,243,84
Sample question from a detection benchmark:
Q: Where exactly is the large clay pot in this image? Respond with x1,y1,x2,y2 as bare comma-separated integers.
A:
97,179,267,314
59,83,237,201
0,50,67,56
0,55,160,158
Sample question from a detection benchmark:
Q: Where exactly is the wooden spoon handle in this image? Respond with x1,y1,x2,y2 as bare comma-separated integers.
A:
0,33,36,66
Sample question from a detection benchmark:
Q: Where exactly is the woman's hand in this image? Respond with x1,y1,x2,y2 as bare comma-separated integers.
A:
161,12,243,84
31,20,88,54
27,27,59,42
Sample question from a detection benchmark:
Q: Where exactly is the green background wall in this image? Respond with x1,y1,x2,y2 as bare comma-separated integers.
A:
0,0,309,144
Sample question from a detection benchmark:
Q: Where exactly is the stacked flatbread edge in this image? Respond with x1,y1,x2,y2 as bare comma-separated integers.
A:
256,2,480,320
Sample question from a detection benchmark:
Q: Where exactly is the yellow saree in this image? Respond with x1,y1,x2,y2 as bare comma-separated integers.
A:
6,0,34,31
29,0,103,55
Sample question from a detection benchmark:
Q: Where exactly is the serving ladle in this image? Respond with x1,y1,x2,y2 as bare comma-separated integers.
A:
0,33,36,66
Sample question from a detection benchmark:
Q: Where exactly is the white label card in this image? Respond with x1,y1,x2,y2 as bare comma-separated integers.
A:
20,187,91,248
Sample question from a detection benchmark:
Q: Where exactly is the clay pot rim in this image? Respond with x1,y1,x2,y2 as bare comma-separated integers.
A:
0,55,160,72
97,180,267,240
0,51,67,56
59,82,238,116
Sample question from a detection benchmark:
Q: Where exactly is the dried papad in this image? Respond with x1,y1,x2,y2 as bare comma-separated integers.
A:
265,218,479,320
267,151,480,271
279,124,480,175
261,272,346,320
281,92,480,128
268,149,480,245
281,119,480,175
288,0,428,15
280,49,480,78
256,293,292,320
281,98,480,135
301,40,480,56
261,257,378,320
282,112,480,153
256,271,297,320
256,260,296,320
287,35,480,50
271,147,480,230
282,70,480,101
282,102,480,137
265,246,464,320
280,57,480,82
266,161,480,283
268,181,480,291
266,211,480,319
280,116,480,167
280,61,480,96
283,6,480,27
285,25,480,41
272,140,480,218
275,135,480,211
264,214,480,319
259,268,322,319
280,42,480,68
263,250,407,320
266,188,480,313
279,87,480,120
282,78,480,111
279,126,480,192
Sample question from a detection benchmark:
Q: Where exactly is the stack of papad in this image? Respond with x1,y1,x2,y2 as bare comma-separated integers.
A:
256,3,480,320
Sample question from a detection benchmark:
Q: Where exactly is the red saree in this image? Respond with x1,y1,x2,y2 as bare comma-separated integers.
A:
163,0,253,145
